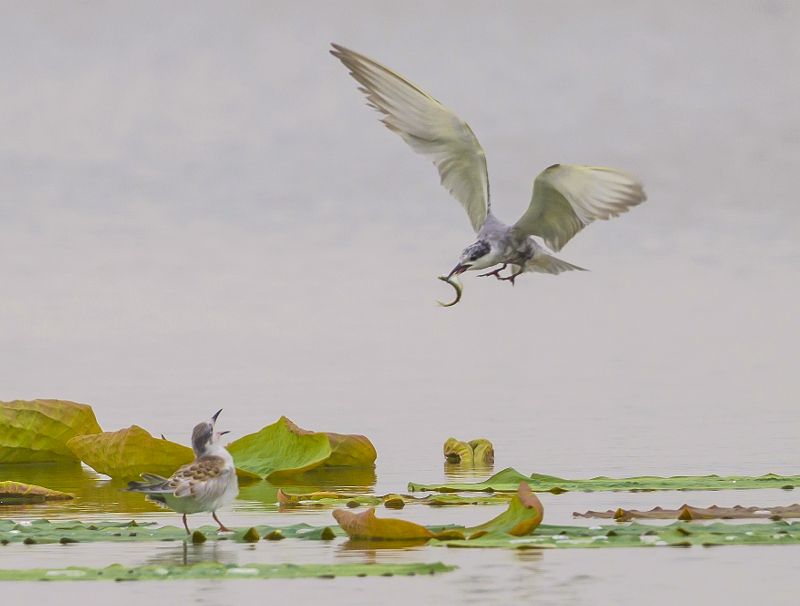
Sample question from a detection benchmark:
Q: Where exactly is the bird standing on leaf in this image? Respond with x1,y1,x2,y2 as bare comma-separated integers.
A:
330,44,647,306
127,409,238,534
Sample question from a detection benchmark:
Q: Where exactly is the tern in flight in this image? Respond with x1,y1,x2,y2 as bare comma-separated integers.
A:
330,44,646,302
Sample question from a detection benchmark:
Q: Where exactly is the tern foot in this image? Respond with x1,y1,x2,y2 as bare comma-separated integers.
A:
498,269,524,286
213,512,232,533
478,263,508,280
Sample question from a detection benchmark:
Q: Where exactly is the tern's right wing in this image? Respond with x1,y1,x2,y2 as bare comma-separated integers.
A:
331,43,490,232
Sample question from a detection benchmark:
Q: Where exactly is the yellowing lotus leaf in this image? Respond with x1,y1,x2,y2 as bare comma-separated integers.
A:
332,507,436,541
67,426,194,480
0,400,102,464
443,437,494,464
324,431,377,468
0,481,74,504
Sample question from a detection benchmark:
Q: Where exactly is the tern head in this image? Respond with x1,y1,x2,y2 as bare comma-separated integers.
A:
448,240,494,277
191,409,231,456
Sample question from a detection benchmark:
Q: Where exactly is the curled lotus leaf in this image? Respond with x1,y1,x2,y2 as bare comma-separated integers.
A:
466,483,544,537
0,481,74,504
332,507,439,541
443,437,494,464
0,400,102,464
332,483,540,542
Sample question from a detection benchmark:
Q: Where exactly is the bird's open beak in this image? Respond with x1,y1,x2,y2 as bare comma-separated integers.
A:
218,430,230,436
211,409,223,424
447,263,470,278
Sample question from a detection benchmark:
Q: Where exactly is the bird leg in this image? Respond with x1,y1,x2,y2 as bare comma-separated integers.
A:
213,512,232,532
182,513,190,535
498,266,525,286
478,263,508,280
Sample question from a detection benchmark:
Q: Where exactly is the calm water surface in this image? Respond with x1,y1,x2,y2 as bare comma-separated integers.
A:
1,2,798,604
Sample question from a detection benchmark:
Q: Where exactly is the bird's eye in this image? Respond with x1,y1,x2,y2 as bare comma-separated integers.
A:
470,252,480,261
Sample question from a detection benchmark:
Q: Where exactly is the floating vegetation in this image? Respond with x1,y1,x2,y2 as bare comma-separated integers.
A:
0,400,101,464
408,467,800,493
443,438,494,465
434,520,800,549
332,484,543,542
0,561,455,581
0,519,345,545
276,488,512,509
0,482,73,505
574,503,800,521
227,416,376,481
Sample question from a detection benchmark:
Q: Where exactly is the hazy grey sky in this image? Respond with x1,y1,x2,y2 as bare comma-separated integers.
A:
1,1,798,481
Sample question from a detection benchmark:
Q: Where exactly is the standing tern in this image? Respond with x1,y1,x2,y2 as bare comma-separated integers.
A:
330,44,646,302
127,409,238,534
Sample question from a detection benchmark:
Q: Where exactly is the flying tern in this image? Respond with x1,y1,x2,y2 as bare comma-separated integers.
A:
330,44,646,302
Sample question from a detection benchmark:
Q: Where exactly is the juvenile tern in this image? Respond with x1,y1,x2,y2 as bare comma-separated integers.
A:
330,44,646,297
127,409,238,534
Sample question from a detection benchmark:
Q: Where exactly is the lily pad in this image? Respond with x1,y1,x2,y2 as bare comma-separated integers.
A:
0,400,102,464
276,488,513,509
0,482,73,504
408,467,800,493
3,518,798,550
0,562,455,581
434,520,800,549
574,503,800,521
66,425,195,480
444,437,494,464
227,417,376,481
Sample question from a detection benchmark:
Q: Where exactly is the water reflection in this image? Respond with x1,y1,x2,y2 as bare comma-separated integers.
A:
443,462,495,481
0,463,162,516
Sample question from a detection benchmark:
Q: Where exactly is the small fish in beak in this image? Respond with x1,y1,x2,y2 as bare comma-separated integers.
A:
437,274,463,307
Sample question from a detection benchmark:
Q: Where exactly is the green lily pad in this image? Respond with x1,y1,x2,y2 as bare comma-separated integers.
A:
433,520,800,549
228,417,332,480
575,503,800,521
3,518,797,550
408,467,800,493
0,519,347,544
0,562,455,581
0,400,102,464
0,481,73,505
276,488,512,509
227,417,376,481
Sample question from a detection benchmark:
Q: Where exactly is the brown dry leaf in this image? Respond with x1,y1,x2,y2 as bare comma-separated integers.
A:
574,503,800,521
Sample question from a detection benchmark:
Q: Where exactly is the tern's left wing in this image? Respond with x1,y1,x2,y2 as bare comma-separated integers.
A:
513,164,646,252
331,43,490,233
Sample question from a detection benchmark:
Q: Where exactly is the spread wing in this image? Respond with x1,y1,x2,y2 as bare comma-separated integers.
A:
331,43,490,232
514,164,646,251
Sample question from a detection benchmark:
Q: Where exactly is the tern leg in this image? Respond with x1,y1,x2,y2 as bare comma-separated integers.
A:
498,266,525,286
478,263,508,279
182,513,190,535
213,512,232,532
